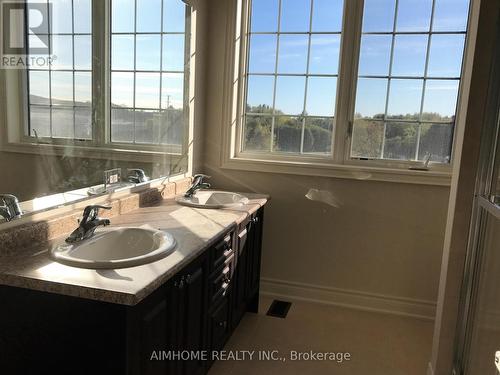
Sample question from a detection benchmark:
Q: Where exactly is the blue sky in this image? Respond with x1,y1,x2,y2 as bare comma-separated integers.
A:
247,0,469,119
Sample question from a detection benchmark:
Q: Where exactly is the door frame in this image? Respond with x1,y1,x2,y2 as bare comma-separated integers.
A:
452,22,500,372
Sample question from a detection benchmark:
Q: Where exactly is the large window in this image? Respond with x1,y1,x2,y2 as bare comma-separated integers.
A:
352,0,468,163
243,0,343,155
110,0,187,145
28,0,93,140
25,0,189,150
238,0,471,168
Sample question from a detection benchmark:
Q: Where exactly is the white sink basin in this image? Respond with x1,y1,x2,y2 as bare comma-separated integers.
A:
176,190,250,209
50,226,176,269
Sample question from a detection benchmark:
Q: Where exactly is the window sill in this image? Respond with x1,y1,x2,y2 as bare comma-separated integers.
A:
221,156,452,186
1,141,184,163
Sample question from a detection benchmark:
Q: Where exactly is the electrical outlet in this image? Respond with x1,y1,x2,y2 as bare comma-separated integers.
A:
104,168,121,187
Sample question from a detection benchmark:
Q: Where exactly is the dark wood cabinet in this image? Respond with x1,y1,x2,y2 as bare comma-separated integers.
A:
231,208,264,326
0,208,265,375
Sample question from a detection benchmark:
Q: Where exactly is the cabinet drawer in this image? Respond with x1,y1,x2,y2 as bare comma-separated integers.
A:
210,256,233,304
211,234,233,272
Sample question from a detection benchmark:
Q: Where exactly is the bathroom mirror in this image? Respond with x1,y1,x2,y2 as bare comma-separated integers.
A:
0,0,191,223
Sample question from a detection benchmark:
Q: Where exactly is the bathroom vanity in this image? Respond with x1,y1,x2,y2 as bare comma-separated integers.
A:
0,194,266,375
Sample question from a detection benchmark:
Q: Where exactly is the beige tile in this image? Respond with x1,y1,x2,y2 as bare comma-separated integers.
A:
209,297,433,375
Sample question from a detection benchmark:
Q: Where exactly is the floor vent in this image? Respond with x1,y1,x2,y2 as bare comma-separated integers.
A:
266,300,292,318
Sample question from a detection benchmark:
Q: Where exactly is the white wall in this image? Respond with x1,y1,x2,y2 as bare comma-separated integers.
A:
202,0,450,315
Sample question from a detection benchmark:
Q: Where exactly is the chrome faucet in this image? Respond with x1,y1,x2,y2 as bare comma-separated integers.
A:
184,174,211,198
66,205,111,243
0,194,22,221
127,168,150,184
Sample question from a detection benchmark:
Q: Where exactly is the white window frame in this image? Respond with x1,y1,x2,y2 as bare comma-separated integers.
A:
0,0,193,164
219,0,479,185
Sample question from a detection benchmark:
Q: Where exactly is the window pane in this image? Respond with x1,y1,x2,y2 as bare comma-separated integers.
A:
74,35,92,70
163,0,186,32
112,35,135,70
418,123,453,162
312,0,343,32
423,80,459,122
277,34,308,74
73,0,91,33
358,35,392,76
243,115,272,152
28,3,49,34
135,110,159,144
387,79,423,120
274,116,302,153
383,122,418,160
160,109,184,145
250,0,278,32
280,0,311,32
246,75,274,113
112,0,135,33
351,120,384,158
275,76,306,115
433,0,469,32
136,35,161,71
427,34,465,77
28,35,49,70
51,108,74,138
74,72,91,105
354,78,388,119
303,117,333,154
162,34,185,71
111,72,134,107
51,35,73,69
29,71,50,105
306,77,337,117
136,0,161,32
135,73,160,109
396,0,432,32
309,35,340,75
74,107,92,139
161,73,184,110
248,34,276,74
362,0,396,32
111,108,134,142
391,35,428,77
30,106,51,137
51,72,74,105
51,0,72,33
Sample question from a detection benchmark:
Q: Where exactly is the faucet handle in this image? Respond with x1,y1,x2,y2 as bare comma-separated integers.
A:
82,205,112,223
193,173,211,179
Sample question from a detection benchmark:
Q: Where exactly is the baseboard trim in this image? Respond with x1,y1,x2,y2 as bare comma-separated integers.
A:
260,277,437,321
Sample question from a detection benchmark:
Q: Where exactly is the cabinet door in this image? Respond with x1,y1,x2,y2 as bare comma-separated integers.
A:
127,284,171,375
209,297,229,352
231,225,250,328
248,210,264,304
180,259,209,375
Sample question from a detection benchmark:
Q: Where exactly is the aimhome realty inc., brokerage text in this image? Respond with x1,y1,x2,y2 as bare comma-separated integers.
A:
150,350,352,363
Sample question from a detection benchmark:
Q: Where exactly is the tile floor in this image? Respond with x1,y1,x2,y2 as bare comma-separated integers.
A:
209,296,434,375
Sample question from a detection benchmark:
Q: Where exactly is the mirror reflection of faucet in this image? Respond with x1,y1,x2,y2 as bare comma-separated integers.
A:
87,168,149,196
127,169,150,184
0,194,23,222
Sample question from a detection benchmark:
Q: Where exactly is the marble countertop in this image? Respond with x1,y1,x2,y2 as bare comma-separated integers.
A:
0,194,267,306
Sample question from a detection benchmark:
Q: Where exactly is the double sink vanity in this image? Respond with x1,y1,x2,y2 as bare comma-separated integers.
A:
0,177,268,375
